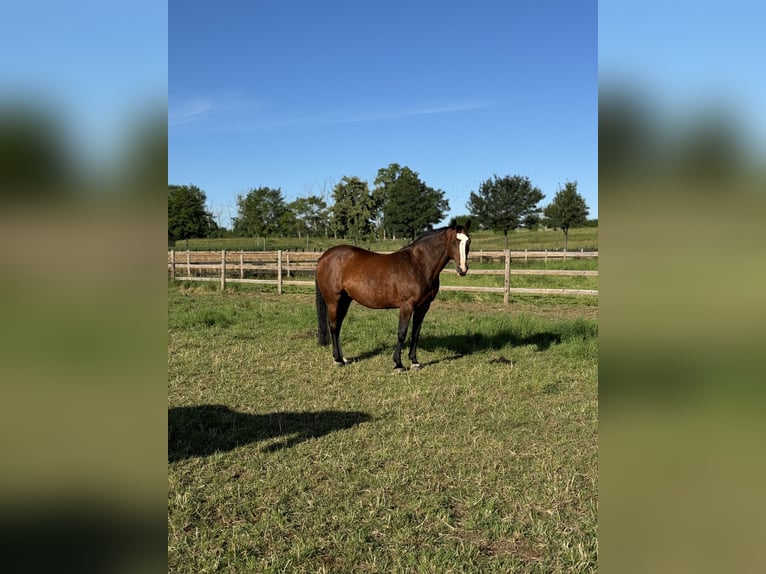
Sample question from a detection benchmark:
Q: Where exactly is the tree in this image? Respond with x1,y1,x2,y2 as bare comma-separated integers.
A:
288,195,329,239
543,181,589,251
0,104,73,194
330,176,375,244
168,184,215,247
466,174,544,249
232,187,288,237
374,163,449,240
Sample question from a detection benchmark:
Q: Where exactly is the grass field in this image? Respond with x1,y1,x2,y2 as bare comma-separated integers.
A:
168,283,598,572
171,226,598,253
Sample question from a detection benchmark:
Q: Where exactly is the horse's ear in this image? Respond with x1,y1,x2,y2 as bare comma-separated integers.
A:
448,217,457,229
463,219,471,232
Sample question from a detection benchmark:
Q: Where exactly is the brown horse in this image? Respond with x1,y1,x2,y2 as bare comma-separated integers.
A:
315,220,471,370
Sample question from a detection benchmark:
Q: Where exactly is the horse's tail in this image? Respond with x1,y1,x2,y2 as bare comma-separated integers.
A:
316,278,330,346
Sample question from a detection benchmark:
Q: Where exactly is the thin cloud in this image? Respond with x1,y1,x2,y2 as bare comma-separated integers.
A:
246,100,496,131
168,97,215,125
319,101,495,125
169,98,495,132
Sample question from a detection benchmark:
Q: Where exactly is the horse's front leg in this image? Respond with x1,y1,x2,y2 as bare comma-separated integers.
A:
408,301,431,369
393,304,413,371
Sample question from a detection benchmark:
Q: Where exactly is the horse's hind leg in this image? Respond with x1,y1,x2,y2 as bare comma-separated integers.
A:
329,293,352,365
393,304,413,371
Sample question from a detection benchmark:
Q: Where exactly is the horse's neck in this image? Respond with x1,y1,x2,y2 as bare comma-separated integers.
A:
410,233,451,281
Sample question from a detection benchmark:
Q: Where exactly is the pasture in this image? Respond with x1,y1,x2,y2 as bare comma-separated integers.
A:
168,283,598,573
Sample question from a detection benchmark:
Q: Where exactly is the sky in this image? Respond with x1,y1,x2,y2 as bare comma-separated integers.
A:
169,1,598,229
599,0,766,152
1,1,167,169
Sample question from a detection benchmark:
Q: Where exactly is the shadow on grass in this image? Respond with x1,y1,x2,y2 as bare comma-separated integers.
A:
345,343,391,364
442,330,562,352
419,330,563,363
1,497,164,574
168,405,372,462
334,330,562,368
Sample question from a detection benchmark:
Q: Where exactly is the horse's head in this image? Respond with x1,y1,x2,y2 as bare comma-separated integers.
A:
449,219,472,276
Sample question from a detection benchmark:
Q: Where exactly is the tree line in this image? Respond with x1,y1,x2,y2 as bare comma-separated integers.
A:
169,163,591,249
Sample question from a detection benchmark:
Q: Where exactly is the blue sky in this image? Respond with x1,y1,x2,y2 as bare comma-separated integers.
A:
599,0,766,154
170,1,598,228
1,1,167,167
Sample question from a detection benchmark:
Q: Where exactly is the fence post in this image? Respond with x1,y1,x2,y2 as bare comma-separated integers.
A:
170,249,175,282
277,250,283,295
221,250,227,290
186,251,191,277
286,252,291,278
239,250,244,280
504,249,511,305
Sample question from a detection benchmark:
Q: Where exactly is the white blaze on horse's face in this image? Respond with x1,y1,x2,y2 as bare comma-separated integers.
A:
456,232,470,275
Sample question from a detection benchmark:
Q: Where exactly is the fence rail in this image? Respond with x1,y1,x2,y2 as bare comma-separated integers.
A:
168,249,598,302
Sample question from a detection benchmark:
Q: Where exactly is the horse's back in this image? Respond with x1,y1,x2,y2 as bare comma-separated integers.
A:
317,245,377,277
318,245,398,282
317,245,413,308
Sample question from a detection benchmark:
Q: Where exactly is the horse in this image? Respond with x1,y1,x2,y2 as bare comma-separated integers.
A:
315,220,471,370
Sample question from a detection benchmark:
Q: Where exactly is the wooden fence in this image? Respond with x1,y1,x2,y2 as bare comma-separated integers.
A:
168,249,598,303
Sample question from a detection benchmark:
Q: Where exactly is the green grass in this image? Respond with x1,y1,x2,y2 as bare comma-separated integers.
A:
171,226,598,253
168,283,597,572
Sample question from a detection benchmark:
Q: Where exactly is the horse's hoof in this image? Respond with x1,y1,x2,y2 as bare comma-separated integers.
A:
411,363,422,370
334,361,346,367
394,366,405,372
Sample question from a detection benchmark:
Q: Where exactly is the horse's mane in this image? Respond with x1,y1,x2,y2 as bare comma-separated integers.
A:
398,226,452,252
